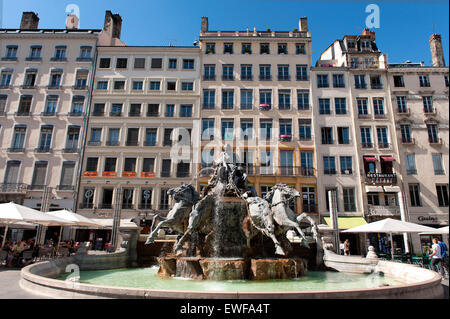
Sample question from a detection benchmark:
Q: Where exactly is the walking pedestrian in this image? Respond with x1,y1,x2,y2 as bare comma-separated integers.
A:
438,239,448,278
429,238,444,277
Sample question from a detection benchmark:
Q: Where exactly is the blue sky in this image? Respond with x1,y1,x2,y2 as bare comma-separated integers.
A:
1,0,448,65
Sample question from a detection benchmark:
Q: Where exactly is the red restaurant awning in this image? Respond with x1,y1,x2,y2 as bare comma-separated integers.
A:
363,156,378,162
381,156,396,162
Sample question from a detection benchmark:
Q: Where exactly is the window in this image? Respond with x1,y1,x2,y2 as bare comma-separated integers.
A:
333,74,345,88
360,127,372,148
11,126,26,150
277,65,290,81
340,157,353,174
147,104,159,117
181,82,193,91
278,90,291,110
260,43,270,54
31,162,47,189
299,119,312,140
97,81,108,90
143,158,155,173
259,90,272,108
241,65,253,80
49,71,62,88
301,152,314,176
17,95,32,115
319,99,331,114
92,103,105,116
427,124,439,143
400,125,412,143
122,189,134,209
432,154,444,175
168,59,177,69
149,81,160,91
165,104,174,117
203,89,215,109
297,90,309,110
280,151,294,174
325,188,339,212
240,89,253,109
242,43,252,54
377,127,389,148
445,75,449,87
296,43,306,54
260,152,273,174
101,189,113,209
124,158,137,172
222,64,234,80
354,75,366,89
75,70,88,89
436,185,449,207
370,75,383,89
323,156,336,174
90,128,102,144
59,162,75,189
129,103,141,116
114,80,125,90
205,43,215,54
259,65,271,80
296,65,308,81
419,75,430,87
85,157,98,172
335,98,347,114
99,58,111,69
82,188,95,208
163,128,173,147
126,128,139,146
53,46,66,60
278,43,288,54
0,71,12,87
110,103,122,116
357,98,369,116
393,75,404,87
373,98,385,116
221,119,234,140
279,119,292,140
71,96,84,114
224,43,234,54
132,81,143,91
167,81,176,91
409,184,422,207
116,58,128,69
180,104,192,117
107,128,120,146
145,128,157,146
140,189,153,209
343,188,356,212
337,127,350,144
161,160,171,178
321,127,333,144
406,154,417,175
44,95,58,114
28,46,42,60
4,161,21,184
202,149,215,168
151,58,163,69
183,59,195,70
240,119,253,140
203,64,216,80
104,158,117,172
160,189,170,209
423,96,433,113
396,96,407,113
260,120,272,140
134,58,146,69
0,95,7,114
202,119,215,141
317,74,329,88
79,46,92,59
23,70,37,87
177,162,190,178
5,45,18,59
222,90,234,109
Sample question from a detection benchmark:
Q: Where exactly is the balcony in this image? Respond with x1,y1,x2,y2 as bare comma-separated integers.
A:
8,147,25,153
406,169,417,175
106,141,119,146
146,112,159,117
92,111,104,117
397,108,410,115
302,203,317,213
0,85,11,89
165,112,174,117
126,141,139,147
203,75,216,81
371,84,383,90
401,138,415,145
242,166,315,177
221,104,234,110
21,85,36,90
159,204,170,211
122,204,134,210
367,205,400,217
361,142,374,149
41,112,56,117
365,173,397,184
222,75,234,81
76,57,93,62
240,104,253,110
424,108,436,116
102,172,117,177
144,141,157,147
279,105,291,110
110,111,122,117
100,204,112,209
259,75,272,81
429,138,442,145
72,85,88,91
83,171,98,177
47,85,62,90
241,75,253,81
279,134,293,142
374,113,387,119
28,185,46,190
62,148,79,153
88,141,101,146
324,169,337,175
35,147,52,153
202,104,215,110
50,57,67,62
355,84,367,89
79,203,94,209
278,75,291,81
68,112,83,117
378,142,391,149
296,76,308,81
15,111,31,117
259,104,271,111
128,112,141,117
160,171,171,178
163,140,172,147
57,185,75,191
176,171,190,178
139,204,153,210
358,114,371,119
122,172,137,177
0,183,28,194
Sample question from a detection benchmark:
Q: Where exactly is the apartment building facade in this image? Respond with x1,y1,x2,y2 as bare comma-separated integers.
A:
76,46,201,222
197,17,318,218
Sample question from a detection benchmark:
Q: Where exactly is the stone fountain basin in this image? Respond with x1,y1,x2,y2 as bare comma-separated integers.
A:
19,250,444,299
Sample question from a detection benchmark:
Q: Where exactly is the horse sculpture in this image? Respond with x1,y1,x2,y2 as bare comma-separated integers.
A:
145,184,200,244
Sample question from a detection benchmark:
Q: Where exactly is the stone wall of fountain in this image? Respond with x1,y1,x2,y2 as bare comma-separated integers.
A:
147,146,320,281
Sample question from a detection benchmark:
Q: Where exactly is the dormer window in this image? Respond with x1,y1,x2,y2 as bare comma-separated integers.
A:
278,43,288,54
347,41,356,49
361,40,370,50
260,43,270,54
242,43,252,54
205,43,215,54
224,43,234,54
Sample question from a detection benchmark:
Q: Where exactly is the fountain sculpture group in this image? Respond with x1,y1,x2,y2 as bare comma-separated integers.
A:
146,146,323,280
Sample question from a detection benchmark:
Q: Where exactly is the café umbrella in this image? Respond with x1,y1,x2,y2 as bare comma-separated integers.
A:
342,218,437,260
0,202,74,247
419,226,449,235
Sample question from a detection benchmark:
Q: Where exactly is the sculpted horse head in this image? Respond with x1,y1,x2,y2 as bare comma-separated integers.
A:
264,184,300,204
168,184,200,205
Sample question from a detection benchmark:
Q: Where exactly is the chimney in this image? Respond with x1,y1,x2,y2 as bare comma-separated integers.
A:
361,28,376,39
20,12,39,29
429,34,445,67
201,17,209,33
66,14,79,30
103,11,122,39
299,17,308,32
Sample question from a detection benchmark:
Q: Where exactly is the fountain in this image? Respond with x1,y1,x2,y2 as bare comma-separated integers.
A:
146,145,320,281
